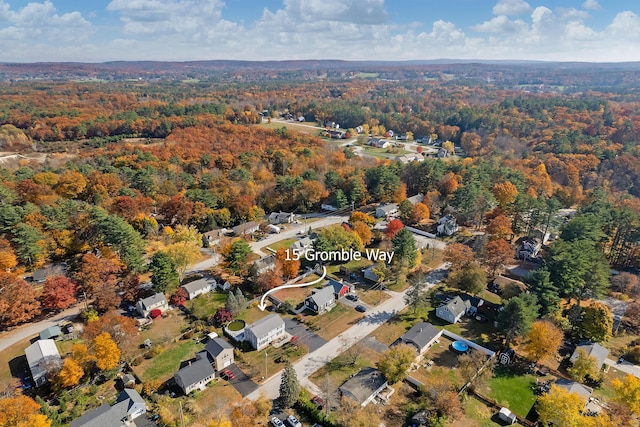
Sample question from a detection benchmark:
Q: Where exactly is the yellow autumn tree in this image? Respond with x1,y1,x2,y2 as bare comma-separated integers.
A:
536,384,586,427
612,374,640,415
94,332,120,371
523,320,563,364
0,394,51,427
56,358,84,388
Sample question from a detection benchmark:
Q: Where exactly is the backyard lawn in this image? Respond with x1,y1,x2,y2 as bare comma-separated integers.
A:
479,367,537,417
186,291,227,320
305,303,364,340
310,345,382,389
136,338,204,383
235,341,307,381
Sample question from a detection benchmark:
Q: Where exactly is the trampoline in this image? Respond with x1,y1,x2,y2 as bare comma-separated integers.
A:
451,341,469,353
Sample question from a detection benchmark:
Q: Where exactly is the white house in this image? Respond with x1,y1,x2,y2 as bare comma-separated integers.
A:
25,339,61,387
435,296,470,324
174,357,215,395
406,194,425,205
244,314,286,351
437,215,458,236
268,211,296,224
181,278,214,300
70,389,146,427
368,138,390,148
232,221,261,236
136,292,168,317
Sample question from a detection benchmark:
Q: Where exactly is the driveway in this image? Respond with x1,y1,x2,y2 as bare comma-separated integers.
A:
283,317,327,352
225,363,259,397
605,358,640,379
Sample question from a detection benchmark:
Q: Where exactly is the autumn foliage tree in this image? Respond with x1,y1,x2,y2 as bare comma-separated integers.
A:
443,243,476,272
74,253,122,296
275,248,300,280
0,394,51,427
481,239,513,277
523,320,563,364
0,272,40,328
351,221,373,246
384,219,404,239
493,181,518,207
486,214,513,241
83,310,137,350
94,332,120,371
169,287,188,307
41,277,77,310
56,357,84,389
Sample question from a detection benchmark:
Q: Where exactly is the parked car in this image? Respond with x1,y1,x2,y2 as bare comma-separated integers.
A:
311,395,325,409
355,305,366,313
271,417,285,427
286,415,302,427
346,294,359,301
220,369,235,380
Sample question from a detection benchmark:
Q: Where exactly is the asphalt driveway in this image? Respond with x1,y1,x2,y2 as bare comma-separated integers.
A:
225,364,258,397
283,317,327,352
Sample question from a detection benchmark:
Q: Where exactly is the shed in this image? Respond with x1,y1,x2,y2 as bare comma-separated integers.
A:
498,407,517,425
39,325,62,340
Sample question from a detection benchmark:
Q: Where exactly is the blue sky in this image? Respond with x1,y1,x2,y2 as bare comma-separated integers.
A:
0,0,638,62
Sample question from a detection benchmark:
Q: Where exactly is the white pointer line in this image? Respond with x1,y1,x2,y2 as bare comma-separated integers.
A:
257,266,327,311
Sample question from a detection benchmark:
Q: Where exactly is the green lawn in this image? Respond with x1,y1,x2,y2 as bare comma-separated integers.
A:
138,339,204,382
325,257,373,278
464,396,509,427
235,341,307,381
306,303,364,340
186,292,227,320
482,367,537,417
262,237,297,254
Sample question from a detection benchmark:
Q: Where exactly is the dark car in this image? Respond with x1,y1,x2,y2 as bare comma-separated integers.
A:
355,305,366,313
346,294,359,301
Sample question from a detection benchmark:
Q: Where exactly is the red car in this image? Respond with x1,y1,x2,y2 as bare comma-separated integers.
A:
220,369,234,380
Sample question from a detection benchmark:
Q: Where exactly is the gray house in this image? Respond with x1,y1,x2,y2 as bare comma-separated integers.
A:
555,378,593,403
375,203,398,218
570,342,609,371
268,211,296,224
181,278,214,300
304,286,336,314
204,338,235,371
70,389,145,427
435,296,470,324
174,357,215,394
25,339,61,387
71,389,146,427
244,313,286,351
136,292,168,317
233,221,261,236
339,367,389,407
39,325,62,340
400,322,442,355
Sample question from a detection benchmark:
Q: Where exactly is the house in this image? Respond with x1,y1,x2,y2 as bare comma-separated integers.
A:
368,138,390,148
321,202,338,211
517,238,542,261
406,193,425,205
121,373,136,387
291,236,314,254
363,266,382,283
437,215,458,236
339,367,389,407
409,410,431,427
437,148,450,158
267,224,281,234
70,389,146,427
329,279,355,298
570,342,609,371
181,278,214,300
555,379,593,403
435,296,470,324
399,322,442,355
174,358,215,395
304,286,336,314
136,292,168,318
204,338,235,371
268,211,296,224
498,408,517,425
397,155,424,164
244,313,286,351
202,229,226,247
375,203,398,218
39,325,62,340
232,221,261,236
32,263,68,283
253,255,277,275
25,339,61,387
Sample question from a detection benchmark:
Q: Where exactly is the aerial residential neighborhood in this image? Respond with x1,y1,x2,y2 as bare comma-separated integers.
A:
1,1,640,426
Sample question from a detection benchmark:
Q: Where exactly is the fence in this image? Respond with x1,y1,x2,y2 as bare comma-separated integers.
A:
405,226,436,238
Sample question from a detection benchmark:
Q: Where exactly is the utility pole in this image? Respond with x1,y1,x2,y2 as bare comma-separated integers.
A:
179,401,185,427
264,351,268,378
351,201,355,213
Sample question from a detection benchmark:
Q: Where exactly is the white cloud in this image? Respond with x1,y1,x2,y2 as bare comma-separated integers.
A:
582,0,601,11
492,0,532,16
472,16,527,34
557,8,590,20
607,11,640,39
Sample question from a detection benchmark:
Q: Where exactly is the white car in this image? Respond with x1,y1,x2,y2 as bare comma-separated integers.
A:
271,417,285,427
286,415,302,427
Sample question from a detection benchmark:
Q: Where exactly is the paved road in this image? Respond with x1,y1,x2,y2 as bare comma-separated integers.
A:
605,358,640,379
245,264,448,401
0,305,85,351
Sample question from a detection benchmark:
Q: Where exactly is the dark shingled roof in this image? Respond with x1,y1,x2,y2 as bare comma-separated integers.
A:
174,358,215,388
400,322,440,352
205,337,234,358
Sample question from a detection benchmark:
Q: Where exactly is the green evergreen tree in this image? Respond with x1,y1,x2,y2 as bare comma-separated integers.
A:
149,251,179,293
498,293,540,345
525,268,560,316
224,239,252,274
278,362,300,408
392,228,418,268
225,292,240,316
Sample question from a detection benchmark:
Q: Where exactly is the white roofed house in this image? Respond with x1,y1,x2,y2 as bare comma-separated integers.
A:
304,286,336,314
253,254,277,275
181,278,214,300
407,193,425,205
375,203,398,218
136,292,168,317
437,215,458,236
70,389,146,427
233,221,261,236
244,313,286,351
25,339,62,387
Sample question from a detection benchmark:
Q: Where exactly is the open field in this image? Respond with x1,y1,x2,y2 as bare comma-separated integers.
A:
135,338,204,383
235,340,306,381
261,237,297,254
306,303,364,340
186,291,227,320
478,366,537,418
260,120,322,135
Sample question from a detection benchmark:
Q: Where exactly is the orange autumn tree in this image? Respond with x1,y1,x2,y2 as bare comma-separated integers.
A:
0,394,51,427
93,332,120,371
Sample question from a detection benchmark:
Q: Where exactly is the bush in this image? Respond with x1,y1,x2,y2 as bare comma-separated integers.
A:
626,345,640,364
